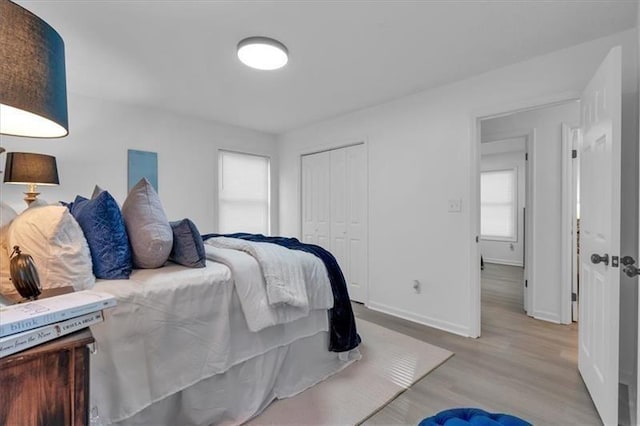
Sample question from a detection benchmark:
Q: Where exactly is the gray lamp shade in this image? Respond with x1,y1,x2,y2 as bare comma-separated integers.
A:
0,0,68,138
4,152,59,185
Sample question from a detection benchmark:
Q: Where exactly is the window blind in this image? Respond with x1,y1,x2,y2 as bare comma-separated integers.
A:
481,169,517,241
218,150,270,234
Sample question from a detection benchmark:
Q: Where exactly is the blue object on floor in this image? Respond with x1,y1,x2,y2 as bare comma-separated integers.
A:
419,408,532,426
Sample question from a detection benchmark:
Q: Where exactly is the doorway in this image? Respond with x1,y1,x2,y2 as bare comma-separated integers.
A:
479,137,528,316
477,101,580,331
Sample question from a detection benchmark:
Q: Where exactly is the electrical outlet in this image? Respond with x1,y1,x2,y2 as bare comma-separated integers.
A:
448,199,462,212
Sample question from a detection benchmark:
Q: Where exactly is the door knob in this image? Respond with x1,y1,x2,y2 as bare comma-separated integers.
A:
591,253,609,266
621,256,636,266
623,264,640,278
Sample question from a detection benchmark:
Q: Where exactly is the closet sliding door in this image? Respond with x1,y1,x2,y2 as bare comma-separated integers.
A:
302,144,368,303
301,151,331,247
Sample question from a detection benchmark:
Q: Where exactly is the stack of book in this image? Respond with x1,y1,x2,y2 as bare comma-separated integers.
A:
0,290,117,358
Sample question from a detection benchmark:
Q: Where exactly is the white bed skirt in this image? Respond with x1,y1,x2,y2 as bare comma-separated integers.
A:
109,331,360,426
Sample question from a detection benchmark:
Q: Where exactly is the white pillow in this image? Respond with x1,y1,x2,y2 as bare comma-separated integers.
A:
7,205,95,291
0,203,18,295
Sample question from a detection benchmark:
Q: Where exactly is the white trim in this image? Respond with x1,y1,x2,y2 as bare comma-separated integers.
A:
483,258,524,267
531,310,562,324
469,115,481,338
560,123,574,325
368,301,471,337
525,129,536,316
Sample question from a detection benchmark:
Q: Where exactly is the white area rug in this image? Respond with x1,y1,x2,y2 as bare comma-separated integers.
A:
247,319,453,425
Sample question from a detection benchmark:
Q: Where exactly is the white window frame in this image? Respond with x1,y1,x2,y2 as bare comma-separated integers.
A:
480,167,518,242
218,149,271,235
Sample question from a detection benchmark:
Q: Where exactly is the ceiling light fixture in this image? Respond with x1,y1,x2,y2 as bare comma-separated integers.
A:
237,36,288,71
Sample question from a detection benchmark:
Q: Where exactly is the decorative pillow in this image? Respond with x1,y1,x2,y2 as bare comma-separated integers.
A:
122,178,172,269
70,191,132,279
91,185,104,199
0,203,19,295
169,219,206,268
6,205,95,291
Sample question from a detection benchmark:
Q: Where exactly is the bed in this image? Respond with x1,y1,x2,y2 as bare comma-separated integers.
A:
0,190,361,425
89,237,361,425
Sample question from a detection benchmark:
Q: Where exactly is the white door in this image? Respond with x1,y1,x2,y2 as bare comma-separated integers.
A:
329,145,367,302
301,152,331,247
637,110,640,426
344,144,367,302
578,46,621,426
303,145,368,303
330,148,348,277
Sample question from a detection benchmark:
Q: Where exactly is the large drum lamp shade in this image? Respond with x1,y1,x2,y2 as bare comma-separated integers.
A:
0,0,68,138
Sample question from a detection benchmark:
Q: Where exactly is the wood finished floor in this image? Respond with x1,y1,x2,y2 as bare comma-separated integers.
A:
355,263,602,425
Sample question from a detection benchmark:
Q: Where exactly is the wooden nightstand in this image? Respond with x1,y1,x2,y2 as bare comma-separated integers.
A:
0,328,94,426
0,287,95,425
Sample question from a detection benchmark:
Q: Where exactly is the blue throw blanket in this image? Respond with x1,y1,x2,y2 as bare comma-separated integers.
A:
202,233,361,352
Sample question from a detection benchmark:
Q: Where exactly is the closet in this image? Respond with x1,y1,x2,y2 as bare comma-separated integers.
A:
301,144,368,303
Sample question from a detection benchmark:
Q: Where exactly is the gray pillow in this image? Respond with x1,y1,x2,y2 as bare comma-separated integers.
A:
122,178,173,269
91,185,105,199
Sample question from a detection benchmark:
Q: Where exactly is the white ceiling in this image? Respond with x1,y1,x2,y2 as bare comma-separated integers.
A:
18,0,638,134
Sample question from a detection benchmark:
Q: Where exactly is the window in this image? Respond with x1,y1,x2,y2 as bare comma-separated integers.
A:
481,169,517,241
218,150,270,234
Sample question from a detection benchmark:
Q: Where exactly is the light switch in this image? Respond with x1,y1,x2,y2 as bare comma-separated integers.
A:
448,199,462,212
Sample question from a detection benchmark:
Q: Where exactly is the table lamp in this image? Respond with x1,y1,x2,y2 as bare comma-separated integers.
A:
0,0,69,138
4,152,59,205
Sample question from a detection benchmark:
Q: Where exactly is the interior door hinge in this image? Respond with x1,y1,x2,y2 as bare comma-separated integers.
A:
475,235,479,243
572,292,577,302
525,280,528,288
525,153,528,161
572,149,578,159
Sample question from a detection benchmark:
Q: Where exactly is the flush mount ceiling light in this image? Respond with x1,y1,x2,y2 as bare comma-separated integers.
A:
237,37,288,71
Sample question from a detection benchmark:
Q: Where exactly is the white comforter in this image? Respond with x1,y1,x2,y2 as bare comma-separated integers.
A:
206,237,311,308
204,241,333,332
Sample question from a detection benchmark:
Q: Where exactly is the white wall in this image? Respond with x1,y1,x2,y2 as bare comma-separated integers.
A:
0,93,278,235
278,29,638,337
479,142,526,267
480,102,580,322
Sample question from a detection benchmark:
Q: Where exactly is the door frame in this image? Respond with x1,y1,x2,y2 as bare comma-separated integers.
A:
469,92,579,337
561,123,578,325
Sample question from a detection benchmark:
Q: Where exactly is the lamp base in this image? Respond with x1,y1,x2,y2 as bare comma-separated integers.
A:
23,191,40,206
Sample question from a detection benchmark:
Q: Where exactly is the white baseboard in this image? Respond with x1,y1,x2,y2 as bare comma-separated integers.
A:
483,257,523,267
531,310,561,324
367,301,471,337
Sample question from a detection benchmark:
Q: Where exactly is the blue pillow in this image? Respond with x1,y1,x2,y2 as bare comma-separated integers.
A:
70,191,133,279
169,219,206,268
